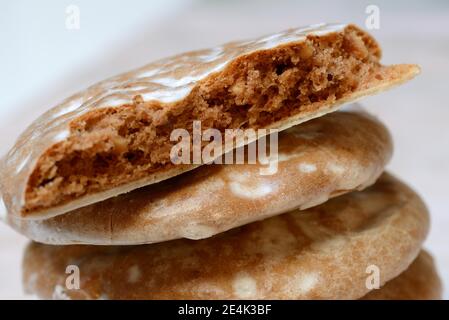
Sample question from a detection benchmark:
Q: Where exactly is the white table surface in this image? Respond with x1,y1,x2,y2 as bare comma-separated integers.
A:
0,0,448,299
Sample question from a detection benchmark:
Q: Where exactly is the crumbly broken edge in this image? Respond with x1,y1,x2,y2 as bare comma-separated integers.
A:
24,26,384,215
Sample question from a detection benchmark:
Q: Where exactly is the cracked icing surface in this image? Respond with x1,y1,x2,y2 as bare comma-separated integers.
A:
22,173,429,299
0,23,420,220
10,111,393,245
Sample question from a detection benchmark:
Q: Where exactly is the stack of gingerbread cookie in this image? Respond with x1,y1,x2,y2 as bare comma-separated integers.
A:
0,23,441,299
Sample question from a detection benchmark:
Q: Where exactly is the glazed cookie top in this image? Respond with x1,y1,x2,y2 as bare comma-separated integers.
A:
1,23,419,219
10,110,392,245
22,173,429,300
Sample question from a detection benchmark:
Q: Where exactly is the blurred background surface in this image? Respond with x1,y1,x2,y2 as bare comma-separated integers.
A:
0,0,448,299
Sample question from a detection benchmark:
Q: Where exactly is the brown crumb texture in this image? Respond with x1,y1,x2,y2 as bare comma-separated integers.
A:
25,27,386,214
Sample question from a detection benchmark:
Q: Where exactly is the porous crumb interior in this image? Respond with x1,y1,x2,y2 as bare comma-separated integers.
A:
25,26,384,214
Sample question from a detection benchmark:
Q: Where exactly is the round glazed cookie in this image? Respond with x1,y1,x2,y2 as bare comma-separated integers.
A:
10,111,392,245
22,173,429,300
362,251,442,300
0,23,419,220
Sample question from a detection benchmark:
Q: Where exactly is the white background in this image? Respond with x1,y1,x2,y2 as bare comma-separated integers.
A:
0,0,448,299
